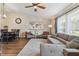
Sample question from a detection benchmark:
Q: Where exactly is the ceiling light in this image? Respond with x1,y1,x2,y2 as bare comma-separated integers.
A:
3,14,7,18
2,3,7,19
33,6,37,8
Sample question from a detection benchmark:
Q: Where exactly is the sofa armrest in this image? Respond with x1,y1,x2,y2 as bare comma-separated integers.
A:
56,37,69,45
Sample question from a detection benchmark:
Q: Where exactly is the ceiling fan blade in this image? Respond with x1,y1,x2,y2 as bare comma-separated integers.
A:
36,3,40,5
25,6,33,8
37,5,46,9
32,3,40,6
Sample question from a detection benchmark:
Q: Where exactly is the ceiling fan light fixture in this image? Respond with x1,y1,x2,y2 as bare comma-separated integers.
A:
33,6,37,9
2,14,7,19
25,3,46,12
3,14,7,18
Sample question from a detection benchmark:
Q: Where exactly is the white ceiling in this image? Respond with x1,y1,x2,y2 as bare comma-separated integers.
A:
4,3,72,19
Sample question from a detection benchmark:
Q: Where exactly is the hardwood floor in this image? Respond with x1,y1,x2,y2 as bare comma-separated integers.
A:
0,38,48,56
0,39,29,56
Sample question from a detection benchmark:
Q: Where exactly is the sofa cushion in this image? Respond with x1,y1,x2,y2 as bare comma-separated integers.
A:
43,31,49,35
56,37,68,44
62,34,69,41
57,33,69,41
68,35,79,41
40,43,66,56
67,38,79,49
48,37,66,45
50,34,57,38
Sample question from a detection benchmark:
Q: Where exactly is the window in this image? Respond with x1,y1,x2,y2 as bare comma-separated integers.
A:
57,15,66,33
57,7,79,36
67,7,79,36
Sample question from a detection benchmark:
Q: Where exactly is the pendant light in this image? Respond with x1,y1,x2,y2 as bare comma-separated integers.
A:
2,3,7,19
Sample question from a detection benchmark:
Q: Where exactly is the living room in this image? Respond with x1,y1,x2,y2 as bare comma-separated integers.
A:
0,3,79,56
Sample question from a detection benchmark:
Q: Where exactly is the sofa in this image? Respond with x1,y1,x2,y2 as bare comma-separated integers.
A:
41,33,79,56
40,35,66,56
26,31,49,39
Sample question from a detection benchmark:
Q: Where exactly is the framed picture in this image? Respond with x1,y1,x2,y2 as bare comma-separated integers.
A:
29,22,44,35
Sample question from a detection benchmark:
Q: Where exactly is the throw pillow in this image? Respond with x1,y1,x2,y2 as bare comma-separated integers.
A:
66,38,79,49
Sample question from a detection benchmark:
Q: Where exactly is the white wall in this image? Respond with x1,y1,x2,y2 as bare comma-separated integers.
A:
0,14,1,29
51,16,56,34
0,9,56,37
4,12,50,36
0,4,1,29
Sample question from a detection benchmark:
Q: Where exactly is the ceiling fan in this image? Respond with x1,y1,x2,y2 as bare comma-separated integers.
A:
25,3,46,12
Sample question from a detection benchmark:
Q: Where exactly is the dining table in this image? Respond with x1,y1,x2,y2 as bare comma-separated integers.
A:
1,31,16,43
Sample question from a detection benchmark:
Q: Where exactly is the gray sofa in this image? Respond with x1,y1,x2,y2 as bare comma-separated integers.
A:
40,33,79,56
40,35,66,56
56,33,79,41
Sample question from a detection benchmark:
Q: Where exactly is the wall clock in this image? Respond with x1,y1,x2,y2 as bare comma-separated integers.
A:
15,18,22,24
